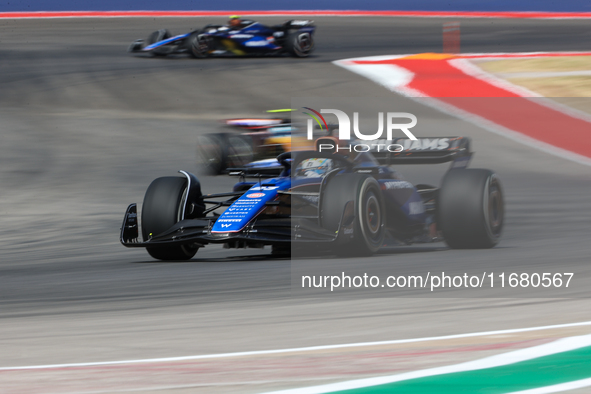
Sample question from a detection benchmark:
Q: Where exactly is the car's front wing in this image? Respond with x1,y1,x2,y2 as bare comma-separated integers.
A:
120,204,344,249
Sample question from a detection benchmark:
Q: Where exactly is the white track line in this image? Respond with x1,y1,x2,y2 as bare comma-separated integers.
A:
261,334,591,394
1,320,591,371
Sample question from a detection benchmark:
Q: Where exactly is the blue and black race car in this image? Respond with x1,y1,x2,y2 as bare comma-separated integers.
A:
120,137,504,260
128,18,315,58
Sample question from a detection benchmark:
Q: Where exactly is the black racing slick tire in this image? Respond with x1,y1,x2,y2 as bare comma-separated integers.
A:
196,133,253,175
321,173,386,256
146,29,171,57
188,32,210,58
285,30,314,57
141,176,199,261
438,169,504,249
196,134,225,174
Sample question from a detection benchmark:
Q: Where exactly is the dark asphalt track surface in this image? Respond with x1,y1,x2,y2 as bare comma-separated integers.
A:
0,16,590,391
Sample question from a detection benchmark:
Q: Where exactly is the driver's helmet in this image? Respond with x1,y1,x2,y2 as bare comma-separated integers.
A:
229,15,242,27
296,157,333,178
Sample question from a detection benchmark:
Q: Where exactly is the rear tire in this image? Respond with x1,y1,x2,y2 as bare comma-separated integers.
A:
321,174,385,256
285,31,314,57
438,169,504,249
141,176,199,260
226,134,254,168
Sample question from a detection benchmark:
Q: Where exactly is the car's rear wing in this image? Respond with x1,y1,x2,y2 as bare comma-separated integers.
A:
361,136,472,166
284,20,315,28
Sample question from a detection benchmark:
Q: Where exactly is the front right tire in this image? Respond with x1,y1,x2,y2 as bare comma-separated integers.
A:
188,32,210,58
321,173,385,256
285,31,314,57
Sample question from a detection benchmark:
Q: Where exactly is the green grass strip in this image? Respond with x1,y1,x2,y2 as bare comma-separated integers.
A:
339,346,591,394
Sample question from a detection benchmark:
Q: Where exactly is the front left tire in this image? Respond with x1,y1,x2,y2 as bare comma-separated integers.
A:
141,176,199,260
188,32,210,58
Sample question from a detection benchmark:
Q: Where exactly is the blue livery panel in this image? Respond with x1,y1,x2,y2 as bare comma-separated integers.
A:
212,179,290,233
143,33,190,51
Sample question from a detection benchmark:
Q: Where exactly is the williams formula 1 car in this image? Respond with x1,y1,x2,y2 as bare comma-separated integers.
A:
120,137,504,260
128,19,315,58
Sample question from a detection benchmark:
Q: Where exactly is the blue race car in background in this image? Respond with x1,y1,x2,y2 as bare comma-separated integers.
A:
120,136,504,260
128,19,316,58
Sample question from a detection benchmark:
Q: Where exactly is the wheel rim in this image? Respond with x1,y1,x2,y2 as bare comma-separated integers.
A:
484,177,503,238
356,180,385,253
365,193,381,235
192,35,208,56
294,33,313,55
359,184,384,250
